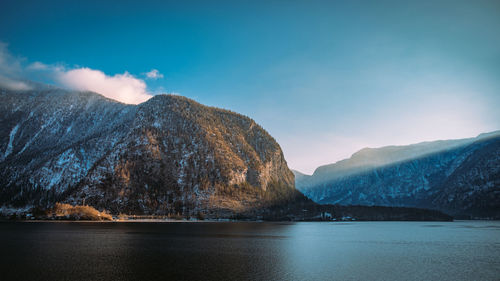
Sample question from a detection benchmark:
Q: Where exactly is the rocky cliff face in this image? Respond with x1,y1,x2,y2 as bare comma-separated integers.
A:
0,86,296,217
297,133,500,218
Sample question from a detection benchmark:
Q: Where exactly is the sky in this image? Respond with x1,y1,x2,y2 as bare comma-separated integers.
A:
0,0,499,174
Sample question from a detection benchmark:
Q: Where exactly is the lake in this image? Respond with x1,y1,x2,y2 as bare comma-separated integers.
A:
0,221,498,281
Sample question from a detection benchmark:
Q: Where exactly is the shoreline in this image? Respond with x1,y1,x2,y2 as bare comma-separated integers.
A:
2,219,498,223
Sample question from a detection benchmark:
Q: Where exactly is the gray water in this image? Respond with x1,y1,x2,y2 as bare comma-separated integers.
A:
0,221,499,281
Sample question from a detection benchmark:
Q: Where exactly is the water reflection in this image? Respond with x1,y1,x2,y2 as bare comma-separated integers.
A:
0,221,499,281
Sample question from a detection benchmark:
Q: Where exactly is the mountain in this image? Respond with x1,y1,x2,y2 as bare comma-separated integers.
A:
0,85,299,217
296,132,500,219
0,83,454,221
297,137,477,189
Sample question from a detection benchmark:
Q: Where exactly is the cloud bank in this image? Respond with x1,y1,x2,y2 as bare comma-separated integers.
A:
0,42,154,104
57,68,152,104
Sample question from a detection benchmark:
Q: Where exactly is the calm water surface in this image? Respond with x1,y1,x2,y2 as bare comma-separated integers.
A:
0,221,499,281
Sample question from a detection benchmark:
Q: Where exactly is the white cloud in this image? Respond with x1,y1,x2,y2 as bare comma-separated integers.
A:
145,69,164,79
0,42,32,90
0,42,23,76
56,68,152,104
27,61,49,70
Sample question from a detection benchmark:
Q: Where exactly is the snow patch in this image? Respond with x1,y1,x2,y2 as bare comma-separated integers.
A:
2,124,19,160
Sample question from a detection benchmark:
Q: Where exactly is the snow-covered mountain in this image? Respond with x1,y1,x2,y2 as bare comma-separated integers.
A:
0,85,298,217
296,132,500,218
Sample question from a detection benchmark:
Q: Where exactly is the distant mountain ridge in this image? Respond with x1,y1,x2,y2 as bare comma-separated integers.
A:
296,132,500,219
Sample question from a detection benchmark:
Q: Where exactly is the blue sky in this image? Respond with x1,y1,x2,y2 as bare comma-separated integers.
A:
1,0,499,173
